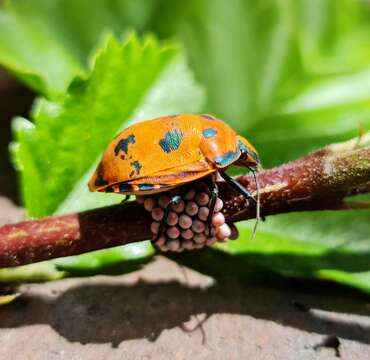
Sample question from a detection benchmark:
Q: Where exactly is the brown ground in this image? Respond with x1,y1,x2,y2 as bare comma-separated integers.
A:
1,198,370,360
1,70,370,360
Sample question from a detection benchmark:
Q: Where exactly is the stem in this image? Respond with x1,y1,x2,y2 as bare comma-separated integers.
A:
226,133,370,222
0,134,369,268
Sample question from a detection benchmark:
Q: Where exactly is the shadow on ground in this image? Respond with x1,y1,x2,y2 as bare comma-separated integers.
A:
1,278,369,348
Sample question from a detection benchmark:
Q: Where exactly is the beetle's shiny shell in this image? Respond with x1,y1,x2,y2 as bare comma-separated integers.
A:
88,114,257,195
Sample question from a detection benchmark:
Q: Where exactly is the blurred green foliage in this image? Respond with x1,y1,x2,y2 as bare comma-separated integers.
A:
11,34,204,218
0,0,369,292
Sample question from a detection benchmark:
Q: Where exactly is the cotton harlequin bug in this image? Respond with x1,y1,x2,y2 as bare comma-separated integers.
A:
89,114,261,238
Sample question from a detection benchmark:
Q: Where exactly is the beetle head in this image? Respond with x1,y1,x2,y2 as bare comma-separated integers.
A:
236,135,260,168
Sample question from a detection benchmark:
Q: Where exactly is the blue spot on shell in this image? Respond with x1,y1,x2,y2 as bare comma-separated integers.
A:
138,184,155,191
214,150,240,167
159,129,183,153
203,128,218,138
114,134,135,156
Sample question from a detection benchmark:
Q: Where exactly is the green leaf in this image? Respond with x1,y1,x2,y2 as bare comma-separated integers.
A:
149,0,305,130
0,261,65,283
215,213,370,294
171,212,370,294
148,0,370,163
297,0,370,74
12,34,204,218
53,241,154,276
0,0,158,97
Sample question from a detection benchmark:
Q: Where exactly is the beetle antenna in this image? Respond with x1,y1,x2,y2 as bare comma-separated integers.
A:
249,167,261,240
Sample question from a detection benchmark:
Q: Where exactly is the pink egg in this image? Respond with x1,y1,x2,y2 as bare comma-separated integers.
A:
152,207,164,221
158,195,171,209
167,226,180,239
212,212,225,227
214,198,224,213
195,192,210,206
198,207,209,221
179,214,192,229
173,200,185,213
217,224,231,240
185,201,198,216
192,219,206,234
144,197,156,212
182,240,195,250
150,221,160,235
167,239,180,251
155,235,166,246
194,233,207,244
181,229,194,239
166,211,179,226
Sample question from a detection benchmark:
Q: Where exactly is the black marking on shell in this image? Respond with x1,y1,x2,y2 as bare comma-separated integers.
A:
130,160,142,177
119,183,133,192
94,163,108,187
114,134,136,156
94,176,108,187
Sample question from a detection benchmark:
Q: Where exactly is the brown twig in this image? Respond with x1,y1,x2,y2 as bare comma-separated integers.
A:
0,134,369,268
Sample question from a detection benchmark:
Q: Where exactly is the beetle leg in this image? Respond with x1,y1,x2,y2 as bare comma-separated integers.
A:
120,195,131,204
156,195,182,241
219,171,256,203
204,178,219,236
219,170,265,221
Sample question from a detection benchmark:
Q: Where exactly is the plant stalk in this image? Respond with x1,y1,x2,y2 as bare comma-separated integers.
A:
0,134,369,268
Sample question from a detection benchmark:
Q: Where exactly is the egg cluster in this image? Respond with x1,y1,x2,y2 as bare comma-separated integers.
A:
137,183,238,252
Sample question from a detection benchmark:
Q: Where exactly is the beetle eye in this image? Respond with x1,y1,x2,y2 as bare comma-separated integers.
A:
246,148,259,163
237,139,250,154
237,139,259,164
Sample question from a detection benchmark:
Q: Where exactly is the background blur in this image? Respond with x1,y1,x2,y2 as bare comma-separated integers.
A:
1,0,369,202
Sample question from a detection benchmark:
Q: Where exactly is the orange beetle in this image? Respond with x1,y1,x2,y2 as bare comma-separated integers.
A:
89,114,261,234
